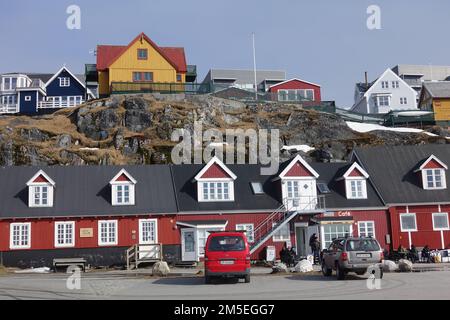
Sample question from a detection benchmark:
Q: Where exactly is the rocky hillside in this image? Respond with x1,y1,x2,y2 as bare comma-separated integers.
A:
0,94,447,166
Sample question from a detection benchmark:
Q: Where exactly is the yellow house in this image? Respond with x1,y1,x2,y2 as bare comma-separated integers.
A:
96,33,191,97
419,81,450,127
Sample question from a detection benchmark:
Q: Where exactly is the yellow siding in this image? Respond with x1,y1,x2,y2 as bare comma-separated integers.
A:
109,38,180,84
98,71,109,96
433,99,450,121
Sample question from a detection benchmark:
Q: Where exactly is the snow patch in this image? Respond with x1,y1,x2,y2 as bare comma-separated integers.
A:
346,121,437,136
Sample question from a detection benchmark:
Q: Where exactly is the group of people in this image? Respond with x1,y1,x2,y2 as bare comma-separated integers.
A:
395,244,434,263
280,244,296,267
279,233,321,267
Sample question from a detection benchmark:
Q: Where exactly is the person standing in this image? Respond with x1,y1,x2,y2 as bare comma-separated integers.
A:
309,233,320,265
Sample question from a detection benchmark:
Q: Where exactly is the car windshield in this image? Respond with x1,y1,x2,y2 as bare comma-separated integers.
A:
346,239,380,252
208,236,245,252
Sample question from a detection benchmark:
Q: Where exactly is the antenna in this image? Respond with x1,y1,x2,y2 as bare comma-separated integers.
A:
89,49,97,56
252,33,257,101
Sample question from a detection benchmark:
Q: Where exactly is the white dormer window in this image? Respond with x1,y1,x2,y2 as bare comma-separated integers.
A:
415,155,448,190
425,169,445,189
26,170,55,208
59,77,70,87
201,181,232,201
195,157,237,202
110,169,137,206
347,180,367,199
339,162,370,200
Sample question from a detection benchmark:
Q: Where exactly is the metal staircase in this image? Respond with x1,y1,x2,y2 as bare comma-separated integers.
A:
250,196,326,254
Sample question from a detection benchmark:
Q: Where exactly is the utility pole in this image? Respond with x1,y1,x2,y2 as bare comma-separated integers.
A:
252,33,258,101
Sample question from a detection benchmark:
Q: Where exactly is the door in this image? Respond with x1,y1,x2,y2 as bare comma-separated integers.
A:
306,225,319,254
181,228,197,261
299,180,317,210
138,219,159,260
295,227,307,257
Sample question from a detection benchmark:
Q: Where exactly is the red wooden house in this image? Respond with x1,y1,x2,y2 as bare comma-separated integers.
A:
269,78,322,104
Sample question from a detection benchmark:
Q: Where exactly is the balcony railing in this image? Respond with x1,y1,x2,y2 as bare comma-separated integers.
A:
110,82,211,95
0,104,19,114
38,99,85,109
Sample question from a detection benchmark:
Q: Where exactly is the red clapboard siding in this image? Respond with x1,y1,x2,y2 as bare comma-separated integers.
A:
349,210,390,250
0,215,177,251
348,168,365,177
285,162,313,177
391,204,450,250
269,79,321,102
423,159,445,169
33,175,49,183
200,163,231,179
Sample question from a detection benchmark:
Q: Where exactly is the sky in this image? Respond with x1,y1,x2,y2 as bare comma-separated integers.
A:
1,0,450,107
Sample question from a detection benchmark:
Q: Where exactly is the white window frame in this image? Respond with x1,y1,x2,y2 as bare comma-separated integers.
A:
198,181,234,202
112,183,135,206
423,169,447,190
196,226,226,257
345,179,367,199
59,77,70,87
392,81,399,88
54,221,75,248
272,223,290,242
381,81,389,89
10,222,31,249
400,213,418,232
358,221,376,238
278,89,315,102
432,212,450,231
376,95,390,107
29,185,54,207
139,219,158,244
98,220,118,246
320,223,353,250
236,223,255,243
286,180,300,199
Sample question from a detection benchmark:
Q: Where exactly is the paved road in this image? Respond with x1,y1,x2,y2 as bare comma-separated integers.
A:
0,271,450,300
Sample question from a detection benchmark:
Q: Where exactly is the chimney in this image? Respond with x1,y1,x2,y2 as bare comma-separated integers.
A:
365,72,368,89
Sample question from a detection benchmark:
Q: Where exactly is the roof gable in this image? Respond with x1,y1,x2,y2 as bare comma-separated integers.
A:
415,155,448,172
279,155,319,179
195,157,237,181
110,169,137,185
97,33,185,72
26,170,55,186
364,68,417,97
45,66,94,97
269,78,321,89
340,162,370,179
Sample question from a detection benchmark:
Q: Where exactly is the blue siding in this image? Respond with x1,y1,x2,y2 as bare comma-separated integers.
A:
45,69,85,97
19,91,38,115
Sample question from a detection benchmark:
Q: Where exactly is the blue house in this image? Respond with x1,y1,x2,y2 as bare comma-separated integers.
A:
0,66,95,115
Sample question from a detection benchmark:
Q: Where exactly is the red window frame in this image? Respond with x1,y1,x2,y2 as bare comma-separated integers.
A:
137,49,148,60
132,72,154,82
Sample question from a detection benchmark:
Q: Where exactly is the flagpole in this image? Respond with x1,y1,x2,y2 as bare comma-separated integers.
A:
252,32,258,101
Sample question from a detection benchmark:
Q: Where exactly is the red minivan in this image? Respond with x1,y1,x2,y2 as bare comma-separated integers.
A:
204,231,251,284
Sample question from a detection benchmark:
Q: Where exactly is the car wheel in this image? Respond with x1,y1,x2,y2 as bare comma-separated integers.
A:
244,274,251,283
336,264,346,280
321,261,332,277
205,276,212,284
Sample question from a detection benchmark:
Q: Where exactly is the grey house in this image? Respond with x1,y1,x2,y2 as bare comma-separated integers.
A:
202,69,286,93
392,64,450,93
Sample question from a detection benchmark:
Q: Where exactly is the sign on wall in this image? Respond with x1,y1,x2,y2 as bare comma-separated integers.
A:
80,228,94,238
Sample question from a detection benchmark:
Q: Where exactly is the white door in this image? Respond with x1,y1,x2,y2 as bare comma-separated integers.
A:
138,219,159,260
299,180,317,210
181,228,197,262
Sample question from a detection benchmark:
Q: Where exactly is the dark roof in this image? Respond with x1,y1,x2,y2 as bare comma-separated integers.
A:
356,81,376,93
423,81,450,98
310,163,385,209
172,164,282,212
354,144,450,204
0,165,178,219
27,73,85,84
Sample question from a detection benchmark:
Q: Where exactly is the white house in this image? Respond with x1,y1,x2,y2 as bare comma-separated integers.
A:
351,68,418,114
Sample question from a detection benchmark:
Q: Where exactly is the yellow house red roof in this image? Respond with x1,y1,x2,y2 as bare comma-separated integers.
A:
96,33,187,73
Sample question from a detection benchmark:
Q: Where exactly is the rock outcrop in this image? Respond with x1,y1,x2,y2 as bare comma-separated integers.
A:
0,94,446,167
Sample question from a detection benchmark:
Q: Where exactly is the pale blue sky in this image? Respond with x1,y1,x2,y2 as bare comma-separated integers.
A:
1,0,450,107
